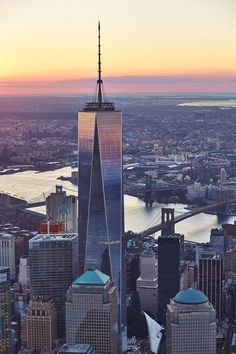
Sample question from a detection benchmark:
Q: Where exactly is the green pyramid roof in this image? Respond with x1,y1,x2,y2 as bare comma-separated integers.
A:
73,269,110,286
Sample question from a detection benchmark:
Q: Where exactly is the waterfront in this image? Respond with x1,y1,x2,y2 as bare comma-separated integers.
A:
0,166,235,243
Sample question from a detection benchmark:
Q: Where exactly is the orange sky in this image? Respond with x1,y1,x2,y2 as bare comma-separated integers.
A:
1,0,236,94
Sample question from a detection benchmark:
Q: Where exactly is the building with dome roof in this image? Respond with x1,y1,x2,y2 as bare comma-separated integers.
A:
166,288,216,354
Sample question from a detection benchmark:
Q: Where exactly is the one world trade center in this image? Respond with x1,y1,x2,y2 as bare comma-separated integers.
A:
78,23,126,353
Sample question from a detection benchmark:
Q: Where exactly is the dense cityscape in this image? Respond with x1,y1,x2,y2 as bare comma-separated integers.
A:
1,88,236,354
1,4,236,353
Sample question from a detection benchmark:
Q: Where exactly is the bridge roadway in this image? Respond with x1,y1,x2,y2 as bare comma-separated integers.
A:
141,198,236,238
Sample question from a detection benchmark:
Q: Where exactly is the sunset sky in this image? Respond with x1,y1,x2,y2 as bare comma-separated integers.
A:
1,0,236,94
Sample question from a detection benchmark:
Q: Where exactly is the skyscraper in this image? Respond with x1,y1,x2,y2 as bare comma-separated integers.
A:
158,235,181,324
65,269,118,354
136,249,158,313
27,296,57,352
166,288,216,354
78,23,126,352
0,232,15,279
0,267,12,354
29,233,78,338
198,256,223,319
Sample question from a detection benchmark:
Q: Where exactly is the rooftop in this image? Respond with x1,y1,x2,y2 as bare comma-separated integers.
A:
73,269,110,286
58,344,95,353
174,288,208,305
29,233,77,244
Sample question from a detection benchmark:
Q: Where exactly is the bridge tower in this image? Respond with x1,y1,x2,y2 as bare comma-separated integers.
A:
161,208,175,236
143,175,154,207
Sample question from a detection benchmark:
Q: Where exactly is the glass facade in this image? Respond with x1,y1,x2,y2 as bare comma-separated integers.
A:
78,110,123,289
78,108,126,353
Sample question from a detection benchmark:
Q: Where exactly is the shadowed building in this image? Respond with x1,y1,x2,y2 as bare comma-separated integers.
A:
0,267,13,354
78,23,126,352
198,256,223,319
66,269,118,354
29,233,78,338
158,235,180,324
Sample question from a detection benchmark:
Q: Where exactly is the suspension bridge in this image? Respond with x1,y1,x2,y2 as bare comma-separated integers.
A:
141,197,236,238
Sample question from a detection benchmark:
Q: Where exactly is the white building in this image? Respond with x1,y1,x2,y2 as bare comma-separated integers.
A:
166,288,216,354
136,249,158,313
0,232,15,279
19,256,30,288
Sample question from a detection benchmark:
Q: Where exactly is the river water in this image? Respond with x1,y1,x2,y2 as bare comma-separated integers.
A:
0,167,235,243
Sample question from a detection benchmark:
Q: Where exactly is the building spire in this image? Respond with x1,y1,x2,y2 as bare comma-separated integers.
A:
83,22,115,112
97,21,102,107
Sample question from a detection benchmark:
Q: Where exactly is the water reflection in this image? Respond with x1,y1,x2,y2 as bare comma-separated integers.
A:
0,167,235,243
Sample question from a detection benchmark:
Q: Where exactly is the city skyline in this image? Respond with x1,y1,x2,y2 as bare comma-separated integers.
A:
1,0,236,94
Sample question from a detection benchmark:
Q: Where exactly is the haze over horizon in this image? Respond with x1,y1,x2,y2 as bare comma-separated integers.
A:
1,0,236,94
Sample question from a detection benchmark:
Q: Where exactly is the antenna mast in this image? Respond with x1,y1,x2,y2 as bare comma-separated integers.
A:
97,21,103,107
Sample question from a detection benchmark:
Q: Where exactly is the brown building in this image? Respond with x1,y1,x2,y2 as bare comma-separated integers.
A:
27,296,57,353
65,269,118,354
198,256,223,319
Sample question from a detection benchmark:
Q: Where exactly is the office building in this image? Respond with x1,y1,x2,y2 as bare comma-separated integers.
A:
158,235,180,323
198,256,223,319
29,233,78,338
0,267,12,354
136,249,158,313
78,23,126,351
27,296,57,352
126,253,139,295
46,186,77,233
66,269,118,354
166,288,216,354
224,248,236,274
46,185,66,222
58,344,95,354
0,232,15,279
19,256,30,288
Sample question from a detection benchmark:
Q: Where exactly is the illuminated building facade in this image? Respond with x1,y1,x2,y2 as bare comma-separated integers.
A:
78,23,126,352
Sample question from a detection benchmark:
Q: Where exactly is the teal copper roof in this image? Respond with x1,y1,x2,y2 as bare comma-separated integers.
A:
174,288,208,305
73,269,110,286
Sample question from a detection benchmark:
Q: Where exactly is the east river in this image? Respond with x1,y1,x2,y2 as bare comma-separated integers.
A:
0,166,236,243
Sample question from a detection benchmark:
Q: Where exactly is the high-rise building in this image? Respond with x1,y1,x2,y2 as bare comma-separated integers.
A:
65,269,118,354
58,344,95,354
46,186,78,233
166,288,216,354
158,235,180,324
19,256,30,288
136,249,158,313
29,233,78,338
78,23,126,352
198,256,223,319
0,232,15,279
27,296,57,352
0,267,12,354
